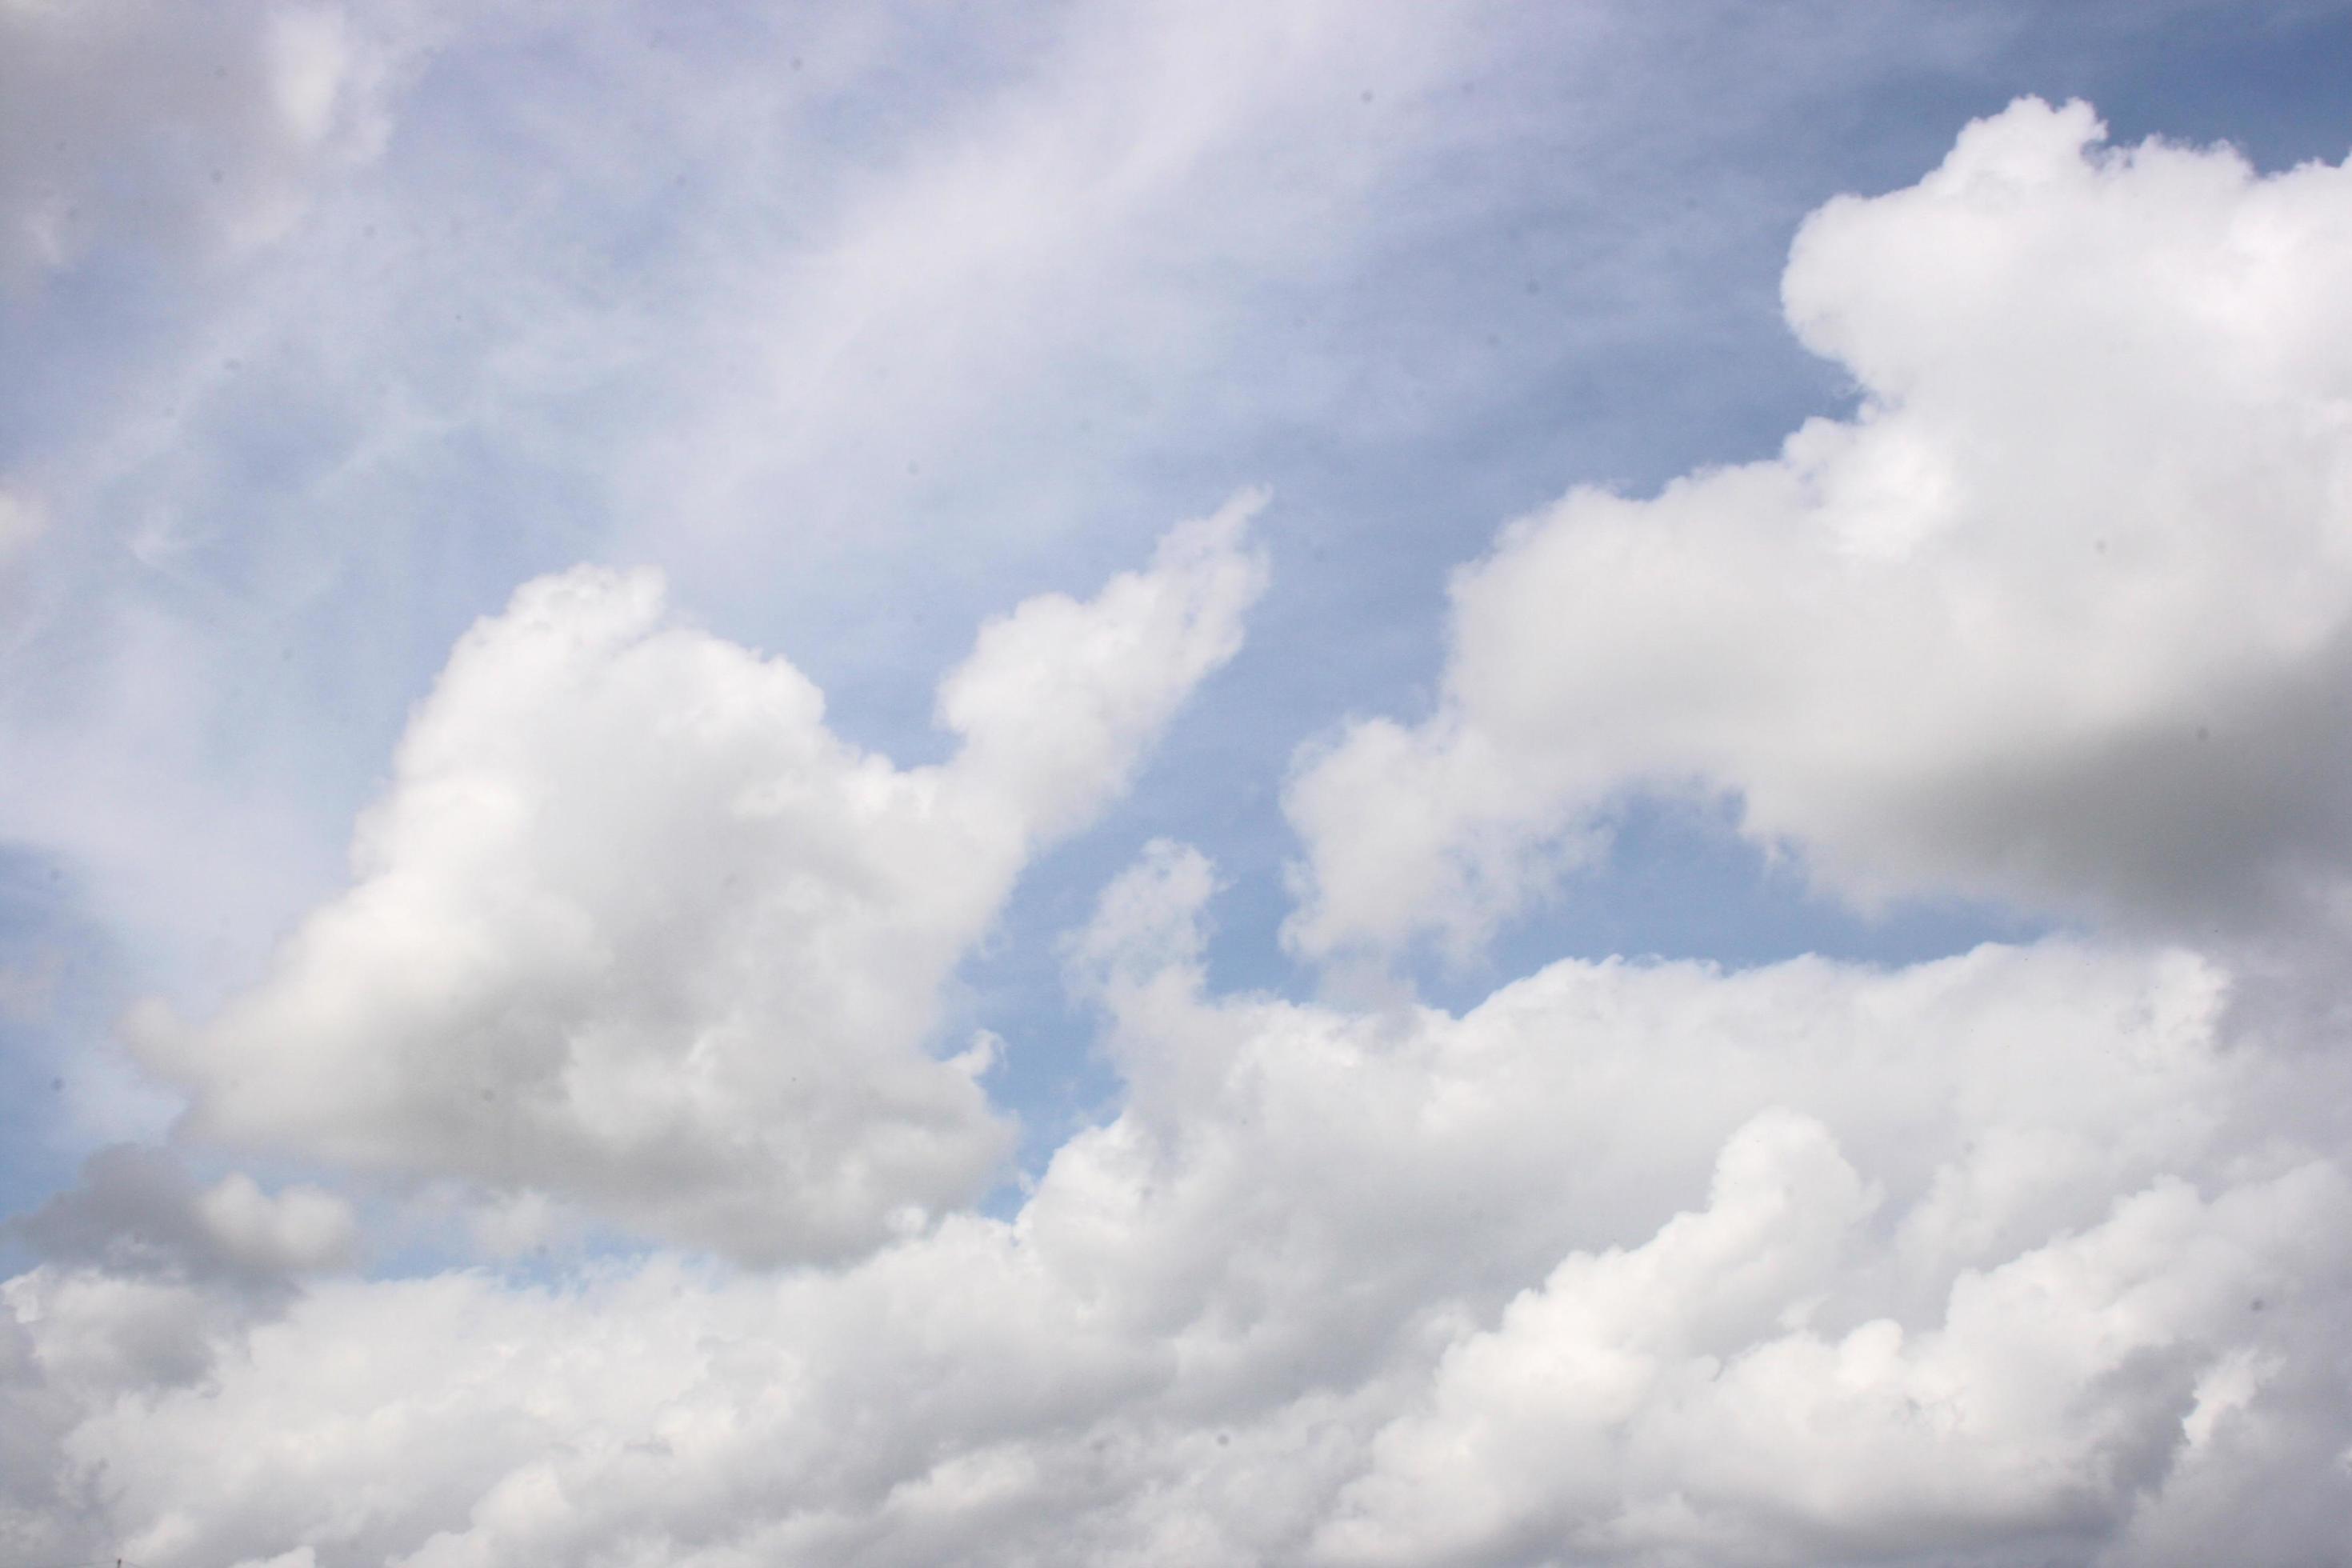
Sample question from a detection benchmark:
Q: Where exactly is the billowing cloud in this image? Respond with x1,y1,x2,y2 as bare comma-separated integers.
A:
1322,1121,2346,1566
1286,98,2352,960
9,855,2351,1564
127,497,1267,1262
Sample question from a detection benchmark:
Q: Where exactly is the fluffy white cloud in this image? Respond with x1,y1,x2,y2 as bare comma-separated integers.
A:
10,851,2350,1565
1286,98,2352,959
1322,1123,2346,1565
127,498,1267,1262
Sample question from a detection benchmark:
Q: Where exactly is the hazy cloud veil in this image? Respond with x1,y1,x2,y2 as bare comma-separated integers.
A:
6,4,2352,1566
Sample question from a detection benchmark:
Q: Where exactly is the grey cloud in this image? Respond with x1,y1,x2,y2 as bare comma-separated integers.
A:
9,1143,352,1289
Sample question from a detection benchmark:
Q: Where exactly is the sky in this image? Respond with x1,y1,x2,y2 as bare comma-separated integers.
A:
6,1,2352,1563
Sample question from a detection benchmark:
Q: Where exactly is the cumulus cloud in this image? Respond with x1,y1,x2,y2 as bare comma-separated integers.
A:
1286,98,2352,960
10,859,2352,1564
1322,1124,2347,1566
127,497,1267,1262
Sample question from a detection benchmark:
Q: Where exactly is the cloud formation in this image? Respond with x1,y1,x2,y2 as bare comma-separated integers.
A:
1286,98,2352,959
10,875,2350,1564
129,498,1266,1262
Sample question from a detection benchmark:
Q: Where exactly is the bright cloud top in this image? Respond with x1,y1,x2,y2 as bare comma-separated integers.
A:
129,497,1267,1262
1286,98,2352,960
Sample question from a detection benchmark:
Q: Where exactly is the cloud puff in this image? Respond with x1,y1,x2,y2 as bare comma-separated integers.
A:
10,862,2351,1564
1285,98,2352,960
128,497,1267,1262
1322,1121,2346,1566
10,1146,354,1286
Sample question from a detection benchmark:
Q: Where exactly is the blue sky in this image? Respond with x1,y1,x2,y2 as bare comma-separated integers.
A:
8,4,2352,1563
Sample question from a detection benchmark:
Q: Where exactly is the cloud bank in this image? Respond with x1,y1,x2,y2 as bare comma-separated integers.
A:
10,898,2350,1565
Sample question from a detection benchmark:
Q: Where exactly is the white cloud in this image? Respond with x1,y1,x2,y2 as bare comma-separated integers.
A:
941,492,1272,838
1285,98,2352,960
127,498,1266,1262
11,854,2350,1565
1062,838,1218,994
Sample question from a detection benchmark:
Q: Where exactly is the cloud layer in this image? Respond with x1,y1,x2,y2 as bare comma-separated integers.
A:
1286,98,2352,960
10,884,2350,1564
